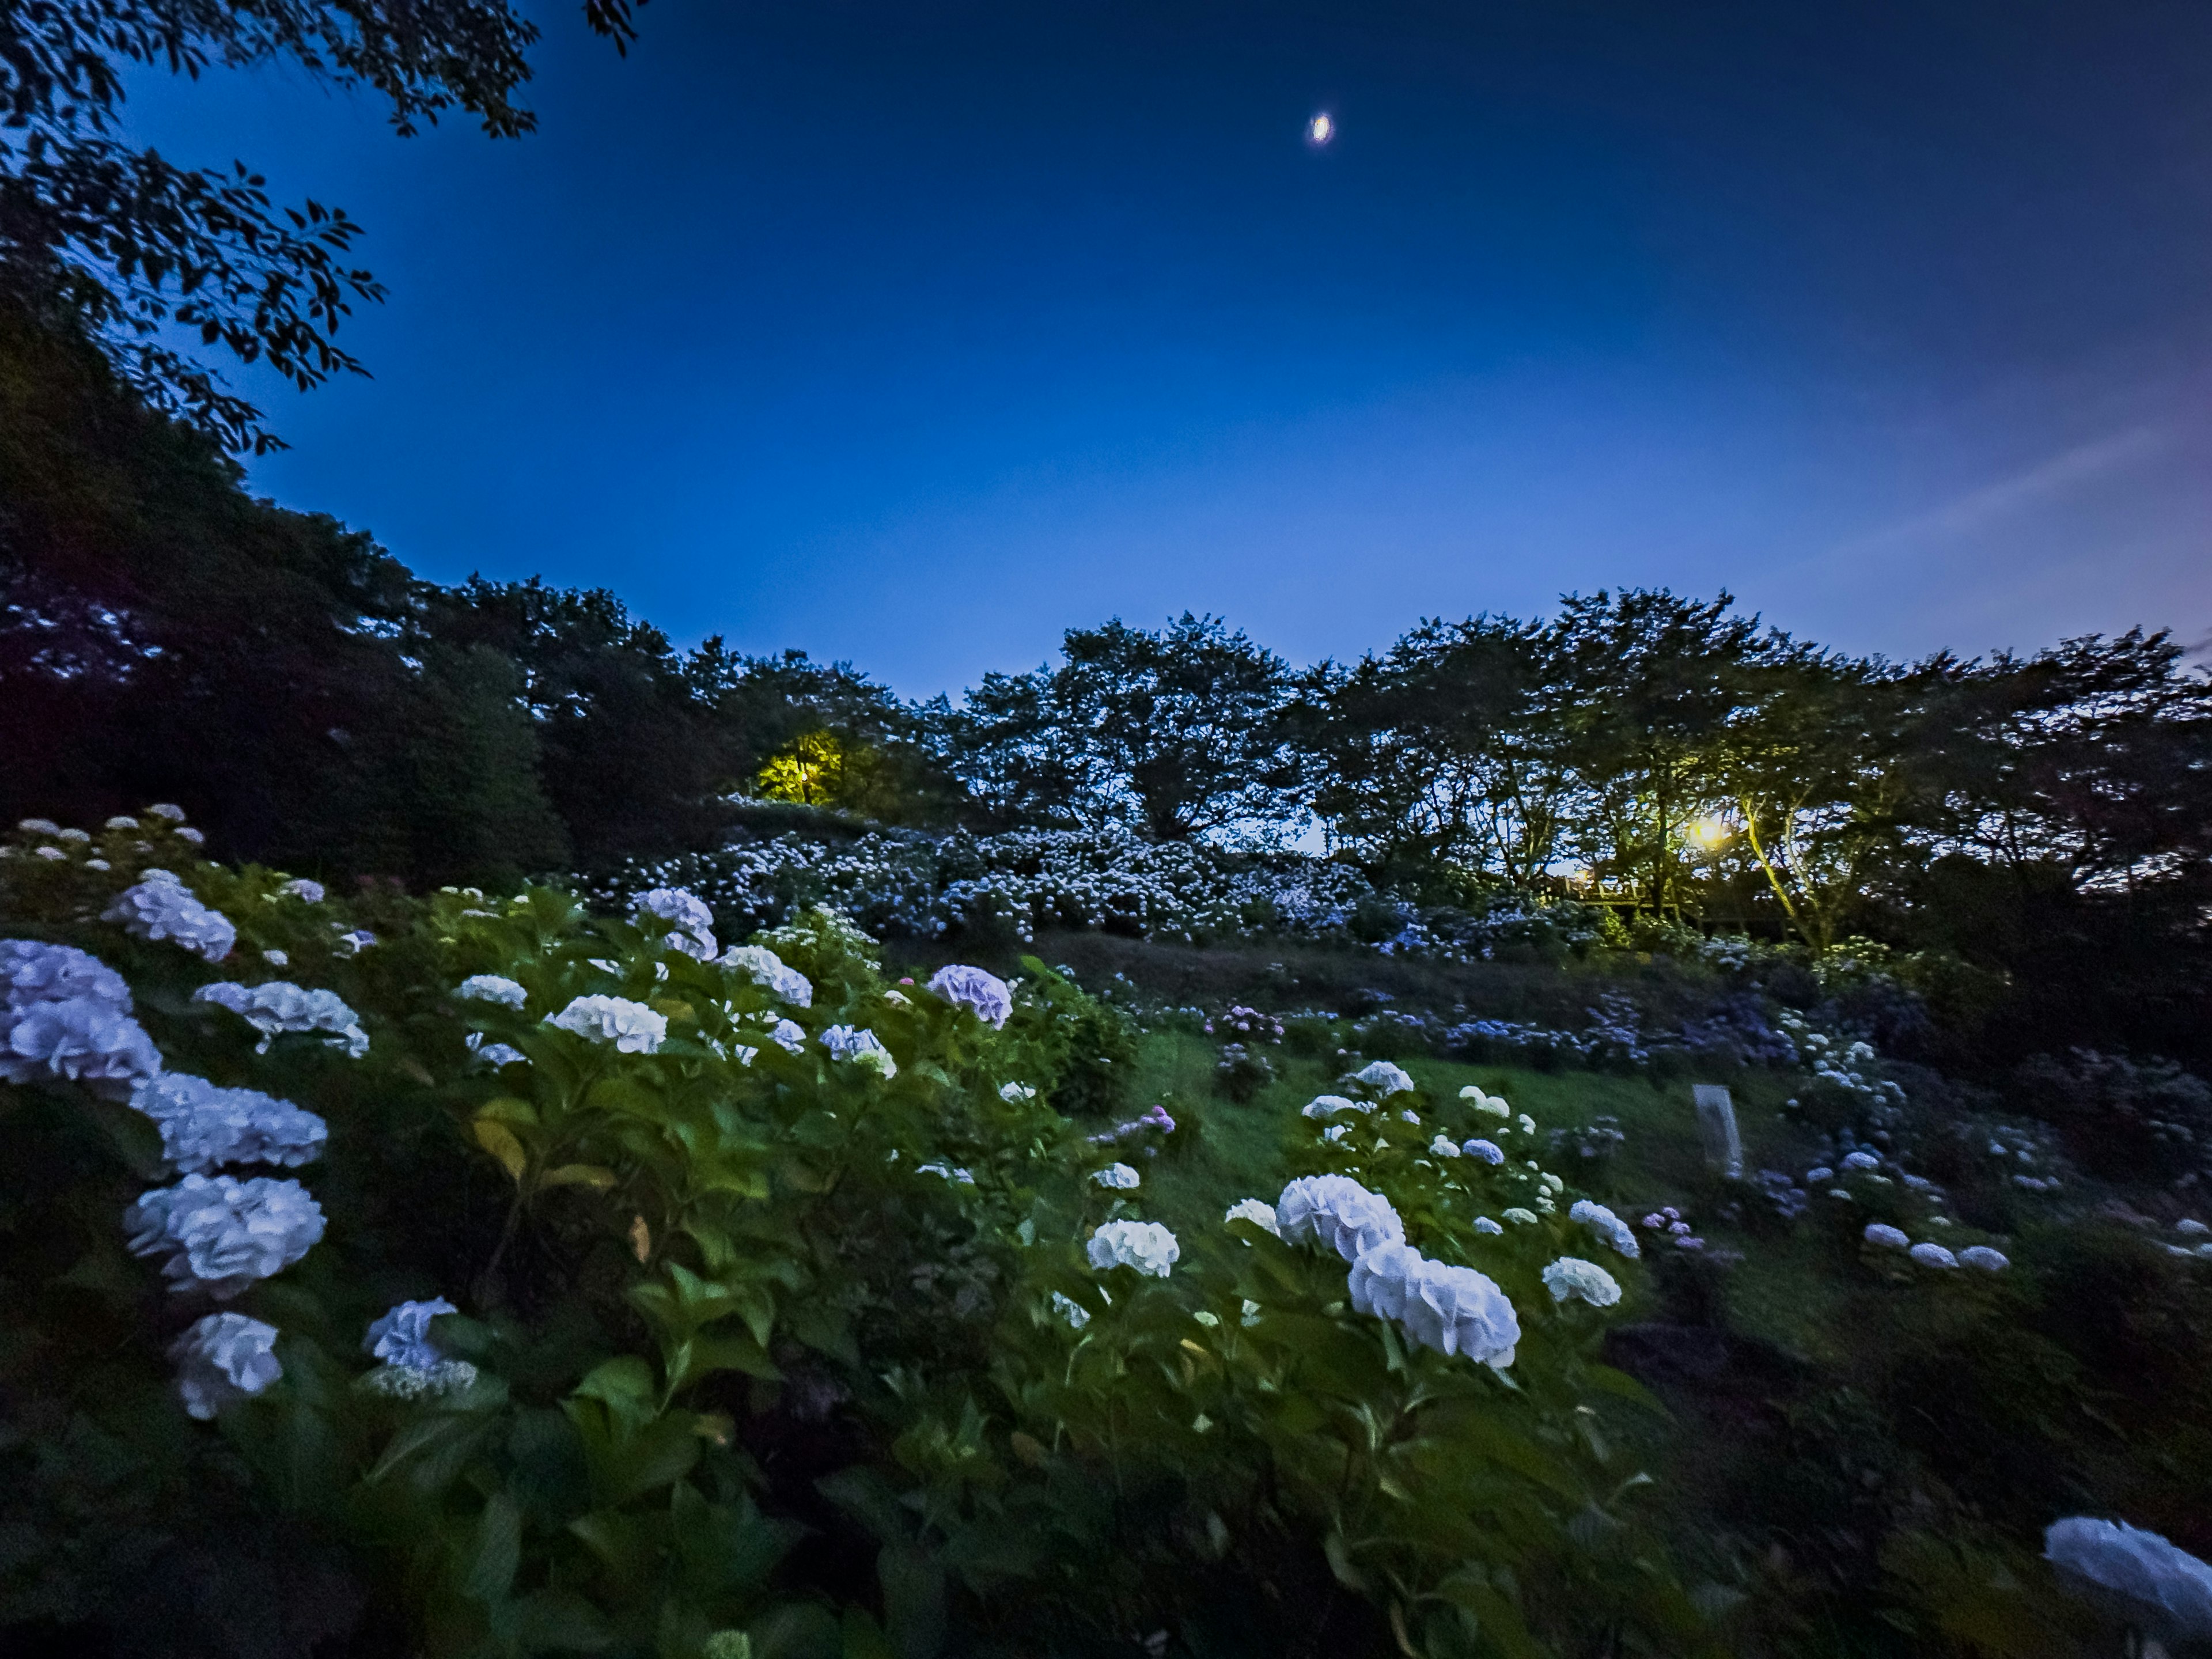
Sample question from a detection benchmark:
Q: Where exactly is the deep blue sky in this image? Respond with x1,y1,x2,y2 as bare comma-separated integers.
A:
126,0,2212,692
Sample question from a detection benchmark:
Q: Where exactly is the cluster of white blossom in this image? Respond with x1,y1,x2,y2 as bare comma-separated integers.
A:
1541,1256,1622,1308
2044,1517,2212,1641
926,963,1012,1028
1091,1162,1142,1190
632,887,718,959
194,979,369,1058
457,974,528,1007
547,994,666,1054
1347,1059,1415,1095
123,1173,326,1298
1086,1218,1181,1277
0,938,161,1095
130,1073,327,1173
1224,1198,1281,1236
103,870,236,961
717,945,813,1006
1567,1199,1642,1260
1277,1174,1406,1262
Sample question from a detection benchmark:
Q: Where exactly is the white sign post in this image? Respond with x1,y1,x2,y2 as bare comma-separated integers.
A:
1692,1084,1743,1179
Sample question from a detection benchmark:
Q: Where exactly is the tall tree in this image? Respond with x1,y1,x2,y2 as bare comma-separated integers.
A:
945,613,1304,842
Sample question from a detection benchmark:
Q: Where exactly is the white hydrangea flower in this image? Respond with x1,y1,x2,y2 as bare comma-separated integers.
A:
1543,1256,1622,1308
364,1297,459,1370
456,975,528,1007
927,964,1013,1028
1351,1247,1519,1365
1224,1198,1280,1236
767,1018,806,1055
170,1312,282,1419
2177,1218,2210,1237
281,878,325,903
1842,1150,1881,1171
1276,1175,1404,1263
2044,1518,2212,1639
632,887,718,959
194,980,368,1058
1863,1223,1910,1250
104,872,236,961
124,1174,326,1297
717,945,813,1007
999,1081,1037,1103
1568,1199,1642,1260
820,1024,897,1079
465,1033,528,1068
1323,1123,1350,1144
1472,1215,1504,1236
1516,1113,1535,1135
1050,1291,1091,1330
1944,1243,1998,1270
1350,1060,1415,1096
1461,1138,1505,1165
546,994,666,1054
33,846,63,860
1301,1094,1363,1120
1908,1242,1959,1269
105,816,140,830
17,817,61,835
56,827,90,843
1502,1207,1539,1226
1,993,163,1094
1429,1134,1461,1158
334,929,376,956
1399,1108,1422,1124
1086,1219,1180,1278
130,1073,327,1173
145,803,187,822
1092,1162,1141,1190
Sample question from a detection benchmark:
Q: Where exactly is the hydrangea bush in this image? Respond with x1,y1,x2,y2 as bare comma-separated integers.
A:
0,809,1717,1659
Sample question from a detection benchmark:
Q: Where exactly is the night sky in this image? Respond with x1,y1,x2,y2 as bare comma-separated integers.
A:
124,0,2212,691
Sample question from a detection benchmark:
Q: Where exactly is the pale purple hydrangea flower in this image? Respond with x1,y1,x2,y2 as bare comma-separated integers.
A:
465,1033,528,1068
1542,1256,1622,1308
1842,1151,1881,1171
104,872,235,961
2,994,162,1094
364,1298,459,1370
926,964,1012,1029
130,1073,327,1173
1908,1242,1959,1269
281,878,325,903
456,975,527,1007
1087,1219,1180,1277
546,994,665,1053
1461,1138,1505,1165
2045,1517,2212,1641
1,939,132,1010
195,980,368,1057
124,1174,326,1297
718,944,813,1007
1276,1175,1404,1263
1863,1223,1910,1250
1959,1245,2010,1271
767,1018,806,1055
170,1312,282,1419
632,887,717,959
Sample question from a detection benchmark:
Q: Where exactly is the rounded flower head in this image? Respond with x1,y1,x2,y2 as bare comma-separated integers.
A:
1842,1150,1881,1171
1224,1198,1280,1236
1459,1086,1511,1119
1301,1094,1363,1120
820,1024,897,1079
124,1174,326,1298
365,1298,460,1370
1908,1241,1959,1269
1,939,132,1012
1428,1134,1461,1158
927,964,1013,1029
1472,1215,1504,1236
1092,1162,1141,1190
1350,1059,1415,1096
1,993,162,1096
195,980,368,1057
1087,1219,1180,1278
104,872,236,961
1050,1291,1091,1330
281,878,325,903
1461,1138,1505,1165
547,994,666,1054
130,1073,327,1173
1276,1175,1404,1263
170,1312,282,1419
1542,1256,1622,1308
2045,1517,2212,1641
1569,1199,1642,1261
718,945,813,1007
1959,1245,2010,1271
632,887,717,959
456,975,528,1007
1347,1241,1427,1321
1400,1257,1520,1365
767,1018,807,1054
1862,1223,1910,1251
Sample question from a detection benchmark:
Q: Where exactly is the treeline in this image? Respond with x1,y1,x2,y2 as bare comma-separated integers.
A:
7,299,2211,1066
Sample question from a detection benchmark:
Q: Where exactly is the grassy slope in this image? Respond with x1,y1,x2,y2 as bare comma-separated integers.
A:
1110,1031,1855,1362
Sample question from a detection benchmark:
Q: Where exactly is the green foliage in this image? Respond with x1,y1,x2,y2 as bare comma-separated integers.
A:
1003,956,1137,1119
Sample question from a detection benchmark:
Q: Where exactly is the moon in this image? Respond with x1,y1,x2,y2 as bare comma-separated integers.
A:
1306,112,1335,147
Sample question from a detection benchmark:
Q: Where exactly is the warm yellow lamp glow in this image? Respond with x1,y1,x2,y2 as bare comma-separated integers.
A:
1689,816,1730,849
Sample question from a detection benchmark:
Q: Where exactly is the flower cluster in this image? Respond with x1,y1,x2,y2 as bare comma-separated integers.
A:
547,994,666,1054
131,1073,327,1173
1541,1256,1622,1308
103,870,236,961
1277,1174,1406,1262
1348,1240,1521,1364
1091,1162,1142,1190
365,1297,459,1370
457,974,528,1007
169,1313,282,1421
718,945,813,1007
195,980,369,1058
0,938,161,1095
2044,1517,2212,1639
1089,1104,1175,1145
821,1024,897,1079
1207,1005,1283,1042
1568,1199,1641,1260
123,1173,327,1298
1086,1218,1180,1277
926,963,1012,1028
631,887,718,959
